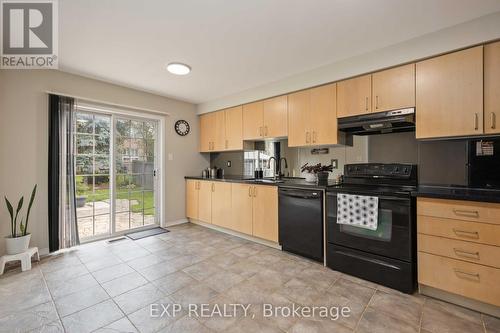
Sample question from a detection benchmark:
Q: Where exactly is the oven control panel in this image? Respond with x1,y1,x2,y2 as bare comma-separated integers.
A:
345,163,415,178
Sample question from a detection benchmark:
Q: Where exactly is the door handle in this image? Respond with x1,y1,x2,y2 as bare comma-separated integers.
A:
306,132,310,144
454,269,480,282
365,97,369,111
453,228,479,239
248,186,252,197
265,126,268,136
211,183,215,192
312,131,317,143
259,126,263,137
375,95,379,110
453,209,479,218
453,248,480,260
491,113,496,129
253,186,257,197
474,113,479,130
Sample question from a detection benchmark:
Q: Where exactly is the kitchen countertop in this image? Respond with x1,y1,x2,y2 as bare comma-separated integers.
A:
412,185,500,203
184,175,340,190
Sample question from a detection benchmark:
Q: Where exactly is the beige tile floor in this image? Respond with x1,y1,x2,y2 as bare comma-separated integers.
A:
1,223,498,333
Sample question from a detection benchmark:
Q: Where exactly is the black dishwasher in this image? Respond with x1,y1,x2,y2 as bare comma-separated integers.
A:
279,188,323,262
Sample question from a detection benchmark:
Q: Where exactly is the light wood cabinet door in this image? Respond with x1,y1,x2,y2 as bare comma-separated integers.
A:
185,180,199,219
242,101,264,140
213,110,226,151
199,113,215,152
337,74,372,118
225,106,243,150
485,41,500,134
263,95,288,138
416,46,483,139
230,183,253,235
252,185,278,242
211,182,232,228
198,181,212,223
310,83,338,145
372,64,415,112
287,89,311,147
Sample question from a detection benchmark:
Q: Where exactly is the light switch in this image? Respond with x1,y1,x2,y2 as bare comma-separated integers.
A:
168,153,173,161
227,161,231,167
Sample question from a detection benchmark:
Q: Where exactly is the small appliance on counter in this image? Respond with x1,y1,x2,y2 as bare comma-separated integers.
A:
468,138,500,189
326,163,417,293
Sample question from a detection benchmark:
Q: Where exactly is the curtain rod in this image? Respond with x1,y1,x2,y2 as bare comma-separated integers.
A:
45,90,170,116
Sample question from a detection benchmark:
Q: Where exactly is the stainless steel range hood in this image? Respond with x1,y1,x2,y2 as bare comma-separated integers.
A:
338,108,415,135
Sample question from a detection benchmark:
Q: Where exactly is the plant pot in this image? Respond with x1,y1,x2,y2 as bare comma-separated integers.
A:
304,172,317,183
76,196,87,208
317,171,330,183
5,233,31,255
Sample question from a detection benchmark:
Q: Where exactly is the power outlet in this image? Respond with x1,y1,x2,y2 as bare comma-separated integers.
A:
226,161,231,167
331,159,338,169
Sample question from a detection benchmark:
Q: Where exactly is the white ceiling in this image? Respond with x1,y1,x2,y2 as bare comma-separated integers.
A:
59,0,500,104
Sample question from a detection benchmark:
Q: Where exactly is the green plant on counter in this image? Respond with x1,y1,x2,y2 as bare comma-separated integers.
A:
4,184,37,237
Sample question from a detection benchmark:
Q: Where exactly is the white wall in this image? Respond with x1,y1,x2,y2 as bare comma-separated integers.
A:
197,11,500,114
0,70,209,255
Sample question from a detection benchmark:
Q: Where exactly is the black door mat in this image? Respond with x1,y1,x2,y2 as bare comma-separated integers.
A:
126,227,169,240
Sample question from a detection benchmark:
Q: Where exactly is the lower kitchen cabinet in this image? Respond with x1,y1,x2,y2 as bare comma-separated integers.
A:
186,180,278,243
230,183,254,235
185,180,199,219
252,185,278,242
211,182,232,228
198,180,213,223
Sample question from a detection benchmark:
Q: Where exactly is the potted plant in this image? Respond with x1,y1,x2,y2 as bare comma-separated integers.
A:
300,163,334,183
76,176,89,208
4,185,37,255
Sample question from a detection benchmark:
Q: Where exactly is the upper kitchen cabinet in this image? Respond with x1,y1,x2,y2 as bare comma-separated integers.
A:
224,106,243,150
416,46,483,139
485,41,500,135
372,64,415,112
242,96,287,140
199,112,216,152
337,74,372,118
288,83,340,147
199,107,243,152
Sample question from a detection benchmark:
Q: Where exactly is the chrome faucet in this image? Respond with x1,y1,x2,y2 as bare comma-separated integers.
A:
268,157,278,180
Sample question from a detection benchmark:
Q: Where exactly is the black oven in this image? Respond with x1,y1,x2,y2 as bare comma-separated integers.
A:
327,191,415,262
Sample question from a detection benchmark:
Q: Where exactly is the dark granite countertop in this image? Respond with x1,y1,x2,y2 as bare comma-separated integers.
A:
412,185,500,203
184,176,339,190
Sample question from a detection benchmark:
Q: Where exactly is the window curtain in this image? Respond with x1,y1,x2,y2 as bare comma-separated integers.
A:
48,94,80,252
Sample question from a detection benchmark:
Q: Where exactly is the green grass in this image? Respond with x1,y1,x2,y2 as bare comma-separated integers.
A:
81,188,155,215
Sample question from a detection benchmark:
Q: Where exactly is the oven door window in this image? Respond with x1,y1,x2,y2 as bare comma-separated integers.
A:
339,208,392,242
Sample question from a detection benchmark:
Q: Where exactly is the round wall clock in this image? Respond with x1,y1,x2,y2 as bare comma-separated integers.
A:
174,120,190,136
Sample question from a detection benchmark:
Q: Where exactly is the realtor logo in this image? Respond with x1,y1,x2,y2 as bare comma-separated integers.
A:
1,0,58,68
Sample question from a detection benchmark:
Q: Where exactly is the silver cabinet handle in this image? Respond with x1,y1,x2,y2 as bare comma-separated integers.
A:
259,127,263,137
248,186,252,197
305,132,310,144
453,228,479,239
365,97,369,111
225,139,228,149
453,209,479,218
265,126,268,136
253,186,257,197
312,131,317,143
474,113,479,130
454,269,480,281
491,113,496,129
453,248,480,260
375,95,379,110
211,183,215,192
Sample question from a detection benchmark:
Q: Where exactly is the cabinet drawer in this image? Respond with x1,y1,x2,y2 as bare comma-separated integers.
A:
417,198,500,225
418,215,500,246
418,234,500,268
418,252,500,306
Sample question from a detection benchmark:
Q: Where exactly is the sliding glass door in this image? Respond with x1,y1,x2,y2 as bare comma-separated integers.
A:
75,110,159,241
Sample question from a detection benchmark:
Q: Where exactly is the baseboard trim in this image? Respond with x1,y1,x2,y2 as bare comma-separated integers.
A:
188,218,281,250
163,218,189,228
419,284,500,318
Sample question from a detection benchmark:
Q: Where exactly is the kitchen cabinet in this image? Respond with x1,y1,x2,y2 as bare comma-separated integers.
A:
230,183,253,235
224,106,243,150
417,197,500,306
485,41,500,134
288,83,339,147
199,113,216,152
199,107,243,152
211,182,232,228
337,74,372,118
185,180,199,219
416,46,483,139
372,64,415,112
242,96,287,140
198,180,212,223
252,185,278,242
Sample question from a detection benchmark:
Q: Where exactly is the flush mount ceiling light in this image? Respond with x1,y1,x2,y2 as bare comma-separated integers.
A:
166,62,191,75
